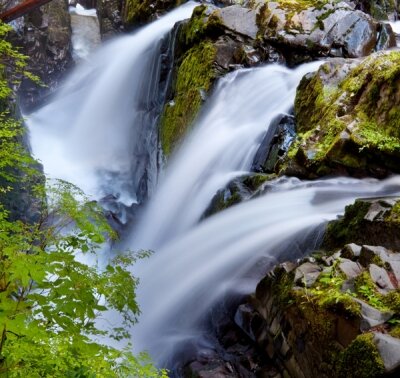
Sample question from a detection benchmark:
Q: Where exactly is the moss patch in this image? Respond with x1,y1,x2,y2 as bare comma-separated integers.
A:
123,0,185,26
285,51,400,177
337,333,385,378
160,42,217,156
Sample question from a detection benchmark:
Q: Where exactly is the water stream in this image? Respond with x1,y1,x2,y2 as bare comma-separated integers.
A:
26,3,400,372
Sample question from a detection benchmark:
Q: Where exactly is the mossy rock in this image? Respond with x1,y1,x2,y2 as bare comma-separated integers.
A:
255,0,395,63
281,51,400,178
337,333,385,378
323,197,400,250
160,41,217,156
123,0,186,27
159,4,274,157
203,173,273,218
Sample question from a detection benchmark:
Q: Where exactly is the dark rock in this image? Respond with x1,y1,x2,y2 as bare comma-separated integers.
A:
294,262,321,287
256,0,396,61
7,0,74,111
374,333,400,373
234,303,266,342
252,114,295,174
324,198,400,251
97,0,123,38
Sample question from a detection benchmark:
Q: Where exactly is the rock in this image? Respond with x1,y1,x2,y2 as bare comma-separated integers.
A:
256,0,395,62
234,303,266,342
324,198,400,250
373,333,400,373
339,259,363,279
353,298,394,331
97,0,123,38
8,0,74,110
252,114,296,174
341,243,362,259
122,0,185,28
159,4,284,156
214,5,258,39
282,51,400,179
294,262,321,287
369,264,396,294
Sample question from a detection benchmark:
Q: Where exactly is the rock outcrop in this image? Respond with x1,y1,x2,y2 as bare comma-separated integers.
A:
234,197,400,377
279,51,400,179
159,4,282,156
5,0,74,110
255,0,396,63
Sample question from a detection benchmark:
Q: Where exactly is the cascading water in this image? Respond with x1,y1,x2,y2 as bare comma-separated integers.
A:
26,2,197,220
131,175,400,366
25,2,400,373
131,62,322,250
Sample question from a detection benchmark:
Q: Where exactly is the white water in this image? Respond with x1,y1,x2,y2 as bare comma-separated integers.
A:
26,2,197,208
25,2,400,370
390,21,400,35
131,62,322,250
132,175,400,363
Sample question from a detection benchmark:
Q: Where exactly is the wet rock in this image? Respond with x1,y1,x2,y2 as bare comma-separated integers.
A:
122,0,184,28
374,333,400,373
234,303,265,342
252,114,295,174
97,0,123,38
324,198,400,250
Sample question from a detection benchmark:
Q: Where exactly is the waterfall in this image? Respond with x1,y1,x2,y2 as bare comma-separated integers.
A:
132,175,400,365
24,2,400,373
131,62,322,250
26,2,197,217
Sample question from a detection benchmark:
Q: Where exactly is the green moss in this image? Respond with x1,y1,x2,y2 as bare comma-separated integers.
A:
301,262,361,318
160,42,217,156
288,51,400,176
385,200,400,223
337,333,385,378
323,200,371,249
123,0,185,25
178,5,224,48
354,272,388,311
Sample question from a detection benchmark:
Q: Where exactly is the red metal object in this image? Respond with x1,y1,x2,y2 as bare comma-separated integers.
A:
0,0,54,23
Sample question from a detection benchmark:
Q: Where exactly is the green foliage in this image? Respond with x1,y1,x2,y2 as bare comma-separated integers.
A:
304,260,361,317
0,181,167,377
0,24,166,377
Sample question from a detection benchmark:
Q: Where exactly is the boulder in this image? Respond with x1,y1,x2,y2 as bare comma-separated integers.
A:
281,51,400,178
324,198,400,250
256,0,395,62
